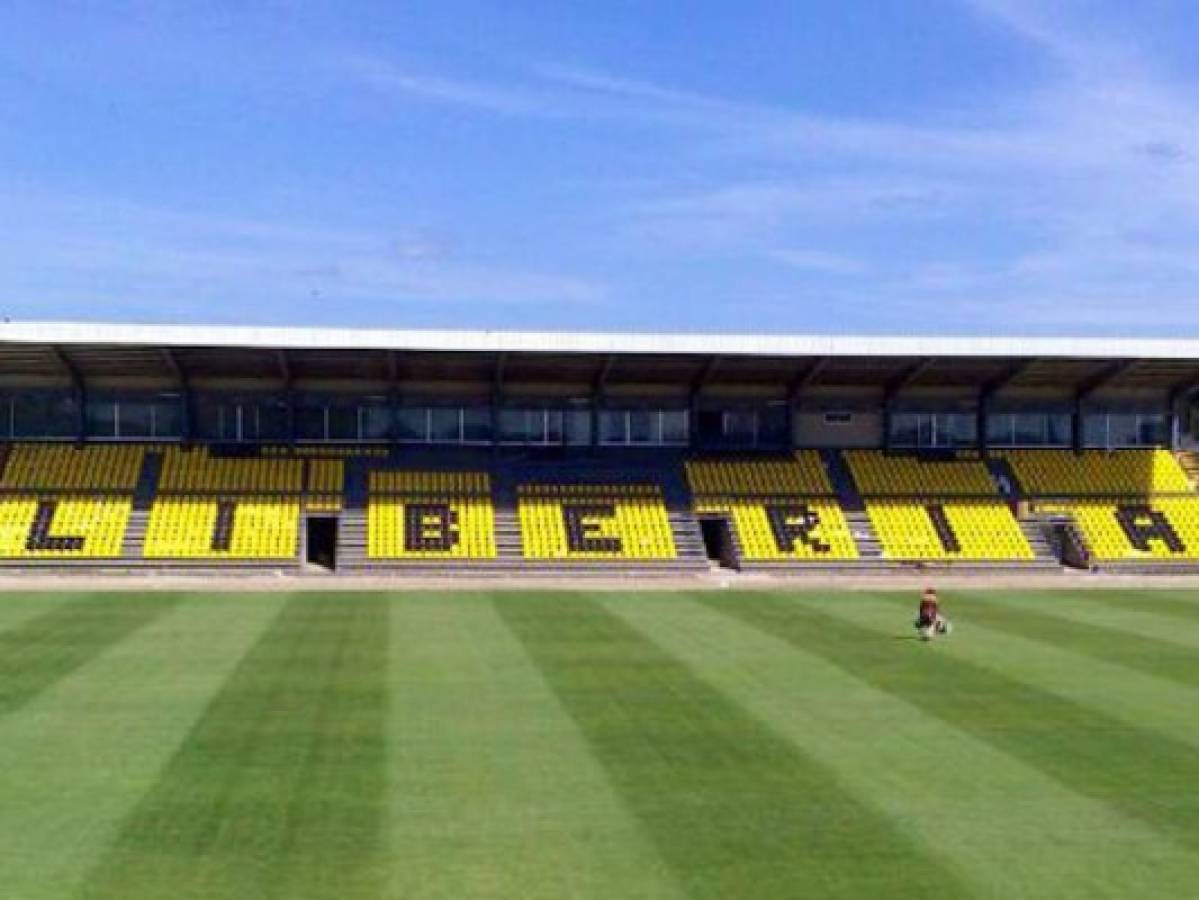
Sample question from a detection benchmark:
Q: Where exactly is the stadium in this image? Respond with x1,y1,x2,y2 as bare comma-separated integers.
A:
1,321,1198,577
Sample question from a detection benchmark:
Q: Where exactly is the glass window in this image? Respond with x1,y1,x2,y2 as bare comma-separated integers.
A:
890,413,919,446
85,400,117,438
119,400,155,438
1107,414,1138,447
544,410,564,444
1047,414,1072,446
296,405,326,441
628,410,656,444
328,406,357,441
1014,414,1044,445
565,409,592,445
1083,415,1108,448
498,409,530,443
396,408,428,442
259,401,289,441
599,411,626,445
916,414,935,447
430,408,461,443
942,414,976,447
463,407,492,443
1139,414,1168,446
662,410,690,444
361,405,392,440
14,391,76,438
151,400,182,438
986,413,1014,446
194,399,225,440
758,407,788,446
723,411,757,445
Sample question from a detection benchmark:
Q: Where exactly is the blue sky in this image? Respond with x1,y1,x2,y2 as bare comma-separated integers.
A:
2,0,1198,336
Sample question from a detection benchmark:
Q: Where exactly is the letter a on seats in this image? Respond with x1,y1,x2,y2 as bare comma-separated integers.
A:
1116,505,1186,553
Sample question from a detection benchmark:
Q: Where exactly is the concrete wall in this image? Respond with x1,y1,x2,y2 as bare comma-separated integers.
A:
793,411,883,448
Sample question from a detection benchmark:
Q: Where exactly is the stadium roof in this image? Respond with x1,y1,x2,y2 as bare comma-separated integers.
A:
1,321,1198,395
5,320,1199,359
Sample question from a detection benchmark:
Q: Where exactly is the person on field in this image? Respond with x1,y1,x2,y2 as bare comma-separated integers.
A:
915,587,950,641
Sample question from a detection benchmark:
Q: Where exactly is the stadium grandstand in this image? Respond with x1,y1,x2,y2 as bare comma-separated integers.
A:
0,321,1198,576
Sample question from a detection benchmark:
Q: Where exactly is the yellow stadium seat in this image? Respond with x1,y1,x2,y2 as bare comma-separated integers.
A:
518,484,676,560
845,451,1032,561
1,444,145,491
1039,497,1199,561
144,496,299,559
864,500,1034,561
685,451,833,497
686,453,856,561
695,498,858,560
367,470,496,559
1001,449,1190,496
157,446,303,493
0,494,131,558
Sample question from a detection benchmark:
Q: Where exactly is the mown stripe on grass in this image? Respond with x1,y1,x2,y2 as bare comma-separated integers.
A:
80,593,388,900
948,591,1199,688
710,592,1199,855
0,592,185,716
0,593,285,900
957,590,1199,651
498,593,969,900
610,594,1199,900
849,592,1199,751
388,595,682,900
1065,589,1199,623
0,591,109,637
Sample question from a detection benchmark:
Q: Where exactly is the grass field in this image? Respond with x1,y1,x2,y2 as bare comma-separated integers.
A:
1,588,1199,898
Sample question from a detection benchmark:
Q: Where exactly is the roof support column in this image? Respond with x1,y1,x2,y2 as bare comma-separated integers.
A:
387,351,401,448
1168,375,1199,449
882,358,936,453
160,348,191,443
1073,359,1137,453
787,357,828,452
492,353,506,450
50,347,85,444
592,355,615,450
689,356,721,450
276,350,295,448
978,359,1036,455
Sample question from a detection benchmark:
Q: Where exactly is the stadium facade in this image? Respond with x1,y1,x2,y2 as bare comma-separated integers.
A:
0,321,1197,575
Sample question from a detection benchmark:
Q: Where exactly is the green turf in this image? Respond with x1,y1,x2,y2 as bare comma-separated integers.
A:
0,588,1198,898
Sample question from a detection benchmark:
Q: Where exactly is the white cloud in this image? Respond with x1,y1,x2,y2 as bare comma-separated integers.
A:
0,188,605,323
329,54,550,116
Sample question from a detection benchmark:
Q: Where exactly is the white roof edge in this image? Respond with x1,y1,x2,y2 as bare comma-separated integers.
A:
2,320,1199,360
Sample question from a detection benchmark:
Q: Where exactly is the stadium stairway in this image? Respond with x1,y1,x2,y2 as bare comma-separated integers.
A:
985,456,1061,568
118,450,162,559
1016,518,1061,567
821,449,864,511
823,449,889,564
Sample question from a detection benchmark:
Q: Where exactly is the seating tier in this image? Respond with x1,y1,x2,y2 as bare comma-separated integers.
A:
518,484,676,560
